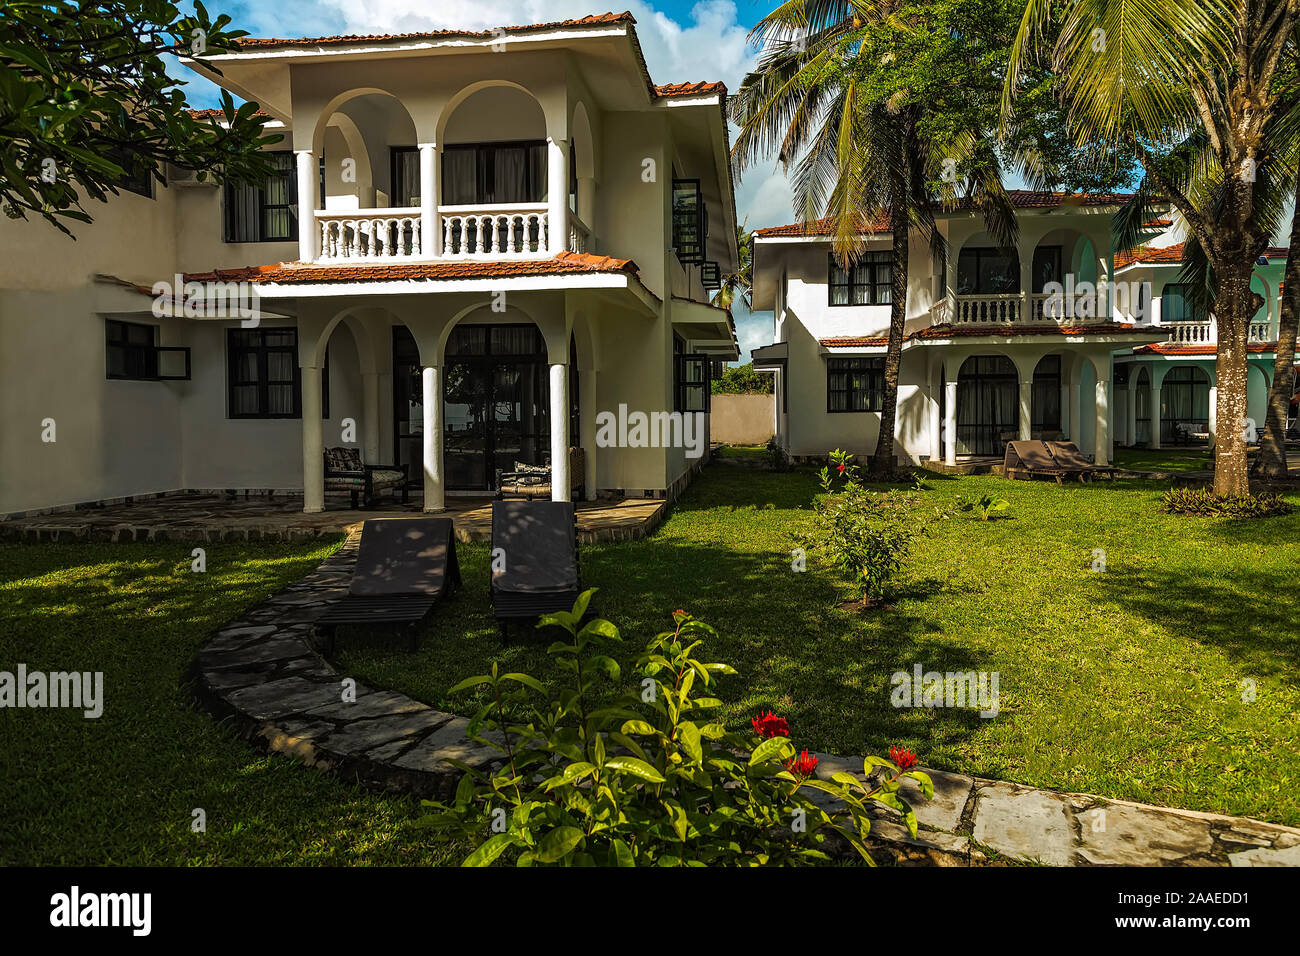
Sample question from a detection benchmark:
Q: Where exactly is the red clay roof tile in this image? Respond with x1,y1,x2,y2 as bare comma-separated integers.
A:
233,13,637,48
183,251,640,285
654,81,727,97
819,336,889,347
1133,342,1278,355
915,322,1153,339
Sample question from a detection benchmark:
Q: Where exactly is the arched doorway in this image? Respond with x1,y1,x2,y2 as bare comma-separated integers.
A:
1031,354,1063,437
957,355,1018,456
1159,366,1211,444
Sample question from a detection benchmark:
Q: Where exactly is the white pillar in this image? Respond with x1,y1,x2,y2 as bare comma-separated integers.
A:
1208,384,1218,449
419,142,438,257
928,371,942,462
421,366,444,512
1150,366,1167,449
549,362,570,500
1094,372,1111,466
944,377,958,466
1018,379,1033,441
301,364,324,513
1125,382,1137,448
579,367,598,500
295,149,317,263
362,371,381,463
547,137,569,256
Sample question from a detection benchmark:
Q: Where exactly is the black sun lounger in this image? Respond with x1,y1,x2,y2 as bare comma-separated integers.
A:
1003,440,1091,483
1044,440,1118,478
316,517,461,653
490,500,580,637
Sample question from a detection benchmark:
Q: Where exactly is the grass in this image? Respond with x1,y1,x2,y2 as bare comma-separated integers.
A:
339,466,1300,828
1113,447,1214,473
0,539,462,865
712,443,771,462
4,463,1298,868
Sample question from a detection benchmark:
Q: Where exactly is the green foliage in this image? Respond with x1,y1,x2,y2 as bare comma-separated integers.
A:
1160,487,1293,518
711,362,774,395
419,592,930,866
0,1,281,234
766,435,791,470
711,220,753,311
958,493,1011,521
804,449,947,606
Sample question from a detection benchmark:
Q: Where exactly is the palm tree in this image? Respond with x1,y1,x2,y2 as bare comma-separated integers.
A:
1008,0,1300,495
732,0,1025,477
713,221,753,311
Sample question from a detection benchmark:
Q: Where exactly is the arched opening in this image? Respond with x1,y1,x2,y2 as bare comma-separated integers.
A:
1133,367,1152,446
1031,353,1063,438
1159,365,1211,445
1031,229,1101,319
957,354,1018,456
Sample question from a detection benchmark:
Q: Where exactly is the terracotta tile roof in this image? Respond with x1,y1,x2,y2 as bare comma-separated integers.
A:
1133,342,1278,355
914,322,1154,339
186,108,271,120
755,192,1133,238
1142,218,1173,228
654,81,727,98
819,336,889,347
232,13,636,48
183,252,641,285
1116,242,1290,269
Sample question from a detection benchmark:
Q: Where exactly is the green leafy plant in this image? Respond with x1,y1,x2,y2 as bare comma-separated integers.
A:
1160,487,1293,518
418,592,931,866
804,449,946,607
765,435,791,471
957,493,1011,521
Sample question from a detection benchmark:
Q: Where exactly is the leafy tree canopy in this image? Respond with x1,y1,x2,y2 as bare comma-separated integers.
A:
0,0,281,235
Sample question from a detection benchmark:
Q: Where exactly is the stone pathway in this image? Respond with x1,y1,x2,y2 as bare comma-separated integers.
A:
3,492,665,545
192,535,1300,867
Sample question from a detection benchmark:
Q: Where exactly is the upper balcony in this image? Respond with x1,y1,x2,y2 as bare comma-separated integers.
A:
290,84,599,266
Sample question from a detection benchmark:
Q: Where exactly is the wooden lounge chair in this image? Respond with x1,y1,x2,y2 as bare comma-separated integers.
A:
490,500,581,638
315,517,461,653
1044,440,1119,479
1003,440,1090,483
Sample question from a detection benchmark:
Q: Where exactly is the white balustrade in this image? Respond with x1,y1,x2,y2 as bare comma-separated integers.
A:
1160,321,1273,345
953,293,1022,324
568,215,591,255
440,204,549,258
317,209,421,261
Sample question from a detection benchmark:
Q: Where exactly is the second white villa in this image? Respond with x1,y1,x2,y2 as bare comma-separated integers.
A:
750,195,1288,467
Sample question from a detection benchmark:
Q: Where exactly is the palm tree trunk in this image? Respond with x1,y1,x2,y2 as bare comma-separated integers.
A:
1212,260,1256,496
869,196,910,477
1251,191,1300,478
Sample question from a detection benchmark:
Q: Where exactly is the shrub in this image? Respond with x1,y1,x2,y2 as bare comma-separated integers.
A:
765,435,790,471
957,493,1010,521
418,593,931,866
1160,487,1293,518
711,362,774,395
804,449,947,607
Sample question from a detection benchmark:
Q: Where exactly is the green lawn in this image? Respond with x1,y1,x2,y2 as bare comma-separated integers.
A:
1113,447,1214,473
4,465,1298,868
713,443,770,461
341,466,1300,827
0,539,462,865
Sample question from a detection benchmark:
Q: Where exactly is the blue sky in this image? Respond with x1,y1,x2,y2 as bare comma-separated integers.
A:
176,2,809,361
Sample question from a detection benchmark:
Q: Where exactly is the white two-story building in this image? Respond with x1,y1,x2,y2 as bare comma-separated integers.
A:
0,11,739,517
750,193,1288,466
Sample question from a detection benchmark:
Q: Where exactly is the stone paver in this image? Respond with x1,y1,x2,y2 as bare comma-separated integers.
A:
188,530,1300,864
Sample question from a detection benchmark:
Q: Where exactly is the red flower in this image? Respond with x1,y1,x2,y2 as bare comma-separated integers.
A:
785,749,819,779
837,463,846,472
751,711,790,740
889,746,918,771
673,609,685,616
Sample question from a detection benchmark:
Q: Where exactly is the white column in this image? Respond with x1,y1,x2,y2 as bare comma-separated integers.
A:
1018,379,1033,441
295,149,317,263
1208,384,1218,449
928,371,942,462
944,377,958,466
1094,374,1111,466
549,362,570,501
419,142,438,257
1150,366,1167,449
547,137,570,255
421,366,444,512
1125,382,1137,448
579,367,598,500
301,364,324,513
362,371,381,463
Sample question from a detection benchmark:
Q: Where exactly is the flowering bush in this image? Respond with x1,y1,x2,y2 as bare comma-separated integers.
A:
418,591,931,866
804,449,947,607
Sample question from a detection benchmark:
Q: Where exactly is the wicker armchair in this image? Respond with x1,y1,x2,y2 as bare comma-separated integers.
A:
496,447,586,500
323,446,408,509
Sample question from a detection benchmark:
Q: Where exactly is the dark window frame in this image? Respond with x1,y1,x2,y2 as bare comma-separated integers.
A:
826,356,885,413
672,178,706,265
440,139,548,205
1162,283,1208,323
390,145,420,207
957,246,1021,295
105,146,155,199
105,319,190,380
223,150,322,243
226,328,328,419
828,252,892,306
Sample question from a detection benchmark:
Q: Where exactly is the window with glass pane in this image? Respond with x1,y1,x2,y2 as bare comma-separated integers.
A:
1031,246,1062,292
828,252,891,305
826,357,884,412
106,320,158,379
391,147,420,206
1162,283,1206,323
223,151,298,242
957,247,1020,294
674,353,710,412
227,328,328,418
105,146,154,199
440,142,546,204
672,179,705,264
